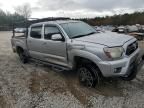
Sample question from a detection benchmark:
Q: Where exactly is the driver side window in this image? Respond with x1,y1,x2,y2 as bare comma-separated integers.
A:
44,25,60,40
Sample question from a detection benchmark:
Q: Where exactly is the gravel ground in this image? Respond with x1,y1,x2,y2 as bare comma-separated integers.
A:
0,31,144,108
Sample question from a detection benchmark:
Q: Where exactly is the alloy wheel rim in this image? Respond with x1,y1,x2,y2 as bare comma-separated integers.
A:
79,67,94,87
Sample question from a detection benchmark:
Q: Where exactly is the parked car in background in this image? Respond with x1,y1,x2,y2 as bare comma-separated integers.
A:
112,26,119,32
129,32,144,40
112,26,127,33
14,28,26,33
101,25,115,31
112,25,144,40
118,26,126,33
126,25,139,33
94,26,105,32
141,25,144,32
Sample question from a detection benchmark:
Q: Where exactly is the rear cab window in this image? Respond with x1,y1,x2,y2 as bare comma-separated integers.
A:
30,25,42,39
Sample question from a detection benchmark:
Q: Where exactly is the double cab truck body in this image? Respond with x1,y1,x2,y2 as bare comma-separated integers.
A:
11,20,144,87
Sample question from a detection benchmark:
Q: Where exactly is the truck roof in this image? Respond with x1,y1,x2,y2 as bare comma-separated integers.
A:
31,20,81,26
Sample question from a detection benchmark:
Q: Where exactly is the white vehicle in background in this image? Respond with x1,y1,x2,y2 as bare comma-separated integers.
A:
14,28,26,33
127,25,139,33
118,26,126,33
141,25,144,32
94,26,104,32
101,25,115,31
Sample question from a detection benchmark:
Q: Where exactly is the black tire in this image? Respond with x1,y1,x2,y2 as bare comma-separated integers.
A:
77,64,100,87
18,50,28,64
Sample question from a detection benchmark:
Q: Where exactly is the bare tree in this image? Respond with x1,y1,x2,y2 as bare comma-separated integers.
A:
15,3,32,19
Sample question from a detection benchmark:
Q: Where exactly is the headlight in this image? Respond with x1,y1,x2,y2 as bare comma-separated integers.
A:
104,47,124,59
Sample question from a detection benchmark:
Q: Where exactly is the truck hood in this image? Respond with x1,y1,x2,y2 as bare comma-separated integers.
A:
73,31,134,47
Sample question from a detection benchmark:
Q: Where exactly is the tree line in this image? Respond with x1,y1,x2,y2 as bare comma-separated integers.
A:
0,9,25,25
76,11,144,26
0,10,25,31
0,6,144,30
0,3,31,31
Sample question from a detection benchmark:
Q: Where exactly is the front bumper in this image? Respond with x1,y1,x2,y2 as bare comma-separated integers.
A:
98,48,144,77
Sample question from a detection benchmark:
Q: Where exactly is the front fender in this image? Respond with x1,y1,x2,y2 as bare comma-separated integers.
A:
68,49,102,68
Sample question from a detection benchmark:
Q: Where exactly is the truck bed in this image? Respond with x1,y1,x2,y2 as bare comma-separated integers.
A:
12,33,26,38
11,34,27,52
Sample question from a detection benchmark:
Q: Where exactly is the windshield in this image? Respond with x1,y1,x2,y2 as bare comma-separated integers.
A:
60,22,96,39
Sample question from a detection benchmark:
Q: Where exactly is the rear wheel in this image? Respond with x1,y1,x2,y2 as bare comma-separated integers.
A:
17,49,28,64
77,64,100,87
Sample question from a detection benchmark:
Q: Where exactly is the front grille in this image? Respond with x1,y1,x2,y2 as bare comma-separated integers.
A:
126,41,138,56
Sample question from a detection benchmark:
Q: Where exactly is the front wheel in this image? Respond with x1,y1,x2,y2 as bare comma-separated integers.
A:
77,64,100,88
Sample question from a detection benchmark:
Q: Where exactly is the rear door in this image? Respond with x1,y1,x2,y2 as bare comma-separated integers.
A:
27,25,44,60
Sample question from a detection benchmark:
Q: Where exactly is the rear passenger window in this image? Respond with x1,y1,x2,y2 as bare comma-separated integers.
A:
30,26,42,39
44,26,60,40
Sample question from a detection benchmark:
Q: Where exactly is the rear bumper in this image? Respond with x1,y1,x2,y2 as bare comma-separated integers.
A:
98,48,144,77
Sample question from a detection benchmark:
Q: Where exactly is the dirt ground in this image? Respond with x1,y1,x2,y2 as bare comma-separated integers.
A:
0,31,144,108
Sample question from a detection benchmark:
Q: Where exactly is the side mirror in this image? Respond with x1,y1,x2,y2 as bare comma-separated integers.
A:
51,34,64,41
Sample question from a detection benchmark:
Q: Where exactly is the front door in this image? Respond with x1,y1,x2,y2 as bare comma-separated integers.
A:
41,25,68,66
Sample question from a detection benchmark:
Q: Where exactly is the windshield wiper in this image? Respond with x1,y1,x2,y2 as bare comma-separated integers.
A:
72,32,96,39
86,32,96,35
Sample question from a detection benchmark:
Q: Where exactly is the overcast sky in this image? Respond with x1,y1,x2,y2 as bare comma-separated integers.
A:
0,0,144,18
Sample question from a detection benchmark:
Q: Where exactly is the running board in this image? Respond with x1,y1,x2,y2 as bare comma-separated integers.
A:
30,58,71,71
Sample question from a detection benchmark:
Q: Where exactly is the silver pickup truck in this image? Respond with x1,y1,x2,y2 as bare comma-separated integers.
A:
11,20,144,87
